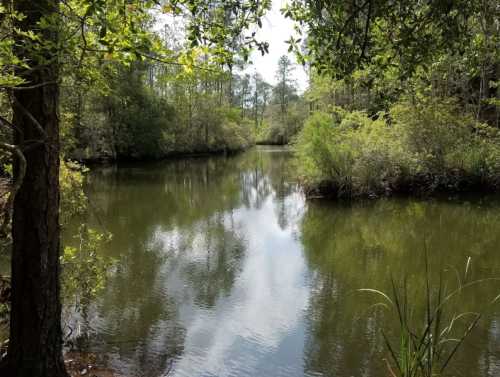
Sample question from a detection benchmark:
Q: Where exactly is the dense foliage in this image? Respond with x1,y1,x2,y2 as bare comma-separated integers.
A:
61,54,303,160
256,55,306,144
288,0,500,198
0,0,499,375
297,99,500,197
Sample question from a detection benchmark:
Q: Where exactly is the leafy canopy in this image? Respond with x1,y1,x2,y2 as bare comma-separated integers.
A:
282,0,477,78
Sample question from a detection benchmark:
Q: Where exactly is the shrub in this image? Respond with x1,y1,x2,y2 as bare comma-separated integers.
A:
60,161,113,312
296,109,403,196
295,97,500,197
213,107,254,151
60,160,88,226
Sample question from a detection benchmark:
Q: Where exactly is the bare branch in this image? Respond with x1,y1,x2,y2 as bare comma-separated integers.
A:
11,95,48,141
359,0,372,63
0,114,23,139
21,139,44,152
3,81,58,91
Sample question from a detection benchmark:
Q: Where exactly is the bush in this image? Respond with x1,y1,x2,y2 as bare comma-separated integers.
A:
295,97,500,197
211,107,255,152
60,160,113,310
392,98,500,189
296,109,404,196
60,160,88,226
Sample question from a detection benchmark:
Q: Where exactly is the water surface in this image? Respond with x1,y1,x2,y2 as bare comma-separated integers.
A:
69,146,500,377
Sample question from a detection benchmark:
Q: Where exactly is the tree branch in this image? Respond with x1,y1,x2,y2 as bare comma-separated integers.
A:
3,81,58,91
0,114,23,139
11,95,48,141
0,142,26,237
79,46,221,73
359,0,372,63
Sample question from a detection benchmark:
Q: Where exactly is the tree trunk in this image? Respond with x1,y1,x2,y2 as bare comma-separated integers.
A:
0,0,68,376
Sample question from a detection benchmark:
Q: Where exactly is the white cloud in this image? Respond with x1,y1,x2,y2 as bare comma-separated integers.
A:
246,0,309,92
166,197,310,377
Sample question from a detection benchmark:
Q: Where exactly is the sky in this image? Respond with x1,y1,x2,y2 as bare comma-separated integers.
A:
246,0,309,92
157,1,309,92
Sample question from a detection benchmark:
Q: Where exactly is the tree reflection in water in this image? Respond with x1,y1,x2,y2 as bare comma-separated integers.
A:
65,147,500,377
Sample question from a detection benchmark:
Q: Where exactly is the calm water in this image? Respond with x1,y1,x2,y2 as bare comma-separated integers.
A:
66,146,500,377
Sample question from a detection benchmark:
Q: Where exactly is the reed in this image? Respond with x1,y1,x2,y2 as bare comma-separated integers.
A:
360,251,494,377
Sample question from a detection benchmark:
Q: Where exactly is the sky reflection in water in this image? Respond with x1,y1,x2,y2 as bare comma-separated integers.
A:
69,146,500,377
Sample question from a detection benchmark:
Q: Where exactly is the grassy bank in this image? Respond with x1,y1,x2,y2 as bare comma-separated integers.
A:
295,98,500,199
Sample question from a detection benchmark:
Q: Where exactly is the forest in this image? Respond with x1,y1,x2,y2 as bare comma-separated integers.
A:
0,1,499,377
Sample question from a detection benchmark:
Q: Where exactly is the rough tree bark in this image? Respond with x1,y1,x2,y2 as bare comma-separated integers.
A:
0,0,69,376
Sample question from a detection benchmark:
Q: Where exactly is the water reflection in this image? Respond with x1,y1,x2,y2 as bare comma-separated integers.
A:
71,147,309,377
70,147,500,377
301,199,500,377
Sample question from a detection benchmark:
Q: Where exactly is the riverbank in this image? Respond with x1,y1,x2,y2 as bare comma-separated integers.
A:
301,173,500,200
73,144,250,165
65,352,119,377
255,140,288,146
295,100,500,200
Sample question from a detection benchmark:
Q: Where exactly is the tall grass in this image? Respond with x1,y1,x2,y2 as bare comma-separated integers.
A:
361,252,498,377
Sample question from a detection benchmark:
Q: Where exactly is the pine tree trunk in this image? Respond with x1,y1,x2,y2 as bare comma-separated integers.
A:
0,0,68,376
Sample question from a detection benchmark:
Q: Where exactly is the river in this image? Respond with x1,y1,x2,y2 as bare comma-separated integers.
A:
64,146,500,377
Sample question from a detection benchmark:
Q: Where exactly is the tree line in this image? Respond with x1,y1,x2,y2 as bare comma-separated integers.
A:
0,0,499,376
63,50,304,161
